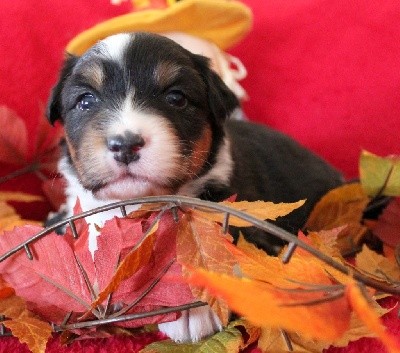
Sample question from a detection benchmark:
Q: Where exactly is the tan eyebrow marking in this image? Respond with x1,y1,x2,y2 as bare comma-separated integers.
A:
80,62,104,91
154,61,182,87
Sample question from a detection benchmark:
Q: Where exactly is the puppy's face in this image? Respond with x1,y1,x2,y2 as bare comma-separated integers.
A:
48,32,238,200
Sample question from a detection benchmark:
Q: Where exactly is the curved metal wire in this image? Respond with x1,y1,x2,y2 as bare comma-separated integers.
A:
1,195,399,334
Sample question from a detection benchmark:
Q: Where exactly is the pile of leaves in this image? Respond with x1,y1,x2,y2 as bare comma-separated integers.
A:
0,148,399,353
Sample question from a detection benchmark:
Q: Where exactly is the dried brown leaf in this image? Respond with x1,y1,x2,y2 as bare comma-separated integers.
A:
305,183,370,254
355,245,400,283
177,212,236,324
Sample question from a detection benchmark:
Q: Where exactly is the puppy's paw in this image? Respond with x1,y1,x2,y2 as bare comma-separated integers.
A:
158,305,222,342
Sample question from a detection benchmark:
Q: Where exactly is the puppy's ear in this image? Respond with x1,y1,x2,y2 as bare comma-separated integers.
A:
47,54,78,125
192,54,239,126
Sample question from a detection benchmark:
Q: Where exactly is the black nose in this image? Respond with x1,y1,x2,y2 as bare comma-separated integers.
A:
107,132,145,165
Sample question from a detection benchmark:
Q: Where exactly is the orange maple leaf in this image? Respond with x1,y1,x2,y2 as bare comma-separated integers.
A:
186,268,351,341
0,295,52,353
177,211,237,324
347,281,400,353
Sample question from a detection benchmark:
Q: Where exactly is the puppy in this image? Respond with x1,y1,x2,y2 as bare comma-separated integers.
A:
47,32,343,342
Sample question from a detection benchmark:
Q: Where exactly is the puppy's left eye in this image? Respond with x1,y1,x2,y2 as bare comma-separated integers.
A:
77,93,98,111
166,90,187,108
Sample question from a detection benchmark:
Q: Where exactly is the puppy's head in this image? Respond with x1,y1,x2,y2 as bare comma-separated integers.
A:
47,32,238,200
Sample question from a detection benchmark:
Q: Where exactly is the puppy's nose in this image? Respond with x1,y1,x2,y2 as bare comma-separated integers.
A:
107,132,145,165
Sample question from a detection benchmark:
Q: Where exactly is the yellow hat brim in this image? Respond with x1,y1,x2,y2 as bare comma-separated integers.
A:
67,0,253,55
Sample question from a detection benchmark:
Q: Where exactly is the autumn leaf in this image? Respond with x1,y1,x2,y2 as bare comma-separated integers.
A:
305,183,370,255
0,276,14,299
305,183,369,231
0,294,52,353
91,218,158,308
193,199,305,227
177,212,237,324
360,150,400,197
258,327,312,353
0,225,95,323
355,245,400,283
141,319,260,353
0,192,43,203
305,228,344,260
0,192,43,231
0,106,28,165
0,106,62,182
230,233,345,287
186,267,351,341
91,213,194,327
371,197,400,248
260,303,389,353
347,281,400,353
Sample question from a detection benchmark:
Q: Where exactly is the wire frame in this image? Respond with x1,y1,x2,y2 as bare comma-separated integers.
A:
0,195,399,334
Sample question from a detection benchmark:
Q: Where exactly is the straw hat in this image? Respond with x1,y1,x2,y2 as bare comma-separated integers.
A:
66,0,253,55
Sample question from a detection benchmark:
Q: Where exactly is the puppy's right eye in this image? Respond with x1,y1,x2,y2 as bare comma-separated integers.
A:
77,93,97,111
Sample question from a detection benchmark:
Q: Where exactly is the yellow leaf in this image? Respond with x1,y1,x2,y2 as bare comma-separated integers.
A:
233,235,345,287
186,268,351,341
360,150,400,197
346,281,400,353
194,199,306,227
356,245,400,283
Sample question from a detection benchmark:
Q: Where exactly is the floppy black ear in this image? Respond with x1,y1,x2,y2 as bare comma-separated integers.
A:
192,54,239,126
47,54,79,125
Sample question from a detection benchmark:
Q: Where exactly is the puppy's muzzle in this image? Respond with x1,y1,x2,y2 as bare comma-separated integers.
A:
107,131,145,165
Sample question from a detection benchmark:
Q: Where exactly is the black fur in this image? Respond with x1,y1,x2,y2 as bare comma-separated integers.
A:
47,32,343,253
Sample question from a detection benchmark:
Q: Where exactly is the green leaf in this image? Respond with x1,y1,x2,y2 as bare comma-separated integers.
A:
360,150,400,197
140,320,260,353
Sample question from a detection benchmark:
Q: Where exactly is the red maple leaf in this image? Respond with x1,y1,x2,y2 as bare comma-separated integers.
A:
0,207,195,329
0,105,62,178
0,105,65,218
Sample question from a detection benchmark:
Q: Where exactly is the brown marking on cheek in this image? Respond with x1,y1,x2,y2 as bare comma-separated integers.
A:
68,127,113,188
189,125,212,178
65,135,77,161
154,61,181,87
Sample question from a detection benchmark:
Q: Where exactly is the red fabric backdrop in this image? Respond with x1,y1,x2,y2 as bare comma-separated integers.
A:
1,0,399,183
